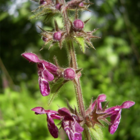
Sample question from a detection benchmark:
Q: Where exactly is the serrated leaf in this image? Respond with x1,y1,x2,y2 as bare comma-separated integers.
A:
89,124,104,140
74,37,85,53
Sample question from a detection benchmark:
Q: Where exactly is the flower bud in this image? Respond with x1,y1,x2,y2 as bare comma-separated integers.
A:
79,2,84,7
42,36,48,42
63,68,76,80
73,19,84,31
40,0,47,5
53,31,62,41
55,3,62,10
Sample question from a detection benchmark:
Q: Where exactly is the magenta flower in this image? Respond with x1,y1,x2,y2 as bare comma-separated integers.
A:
86,94,106,116
91,94,106,110
105,101,135,134
22,52,58,96
32,107,83,140
85,94,108,127
32,107,60,138
58,108,84,140
85,94,135,135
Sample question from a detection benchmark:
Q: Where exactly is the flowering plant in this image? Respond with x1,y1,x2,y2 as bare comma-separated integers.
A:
22,0,135,140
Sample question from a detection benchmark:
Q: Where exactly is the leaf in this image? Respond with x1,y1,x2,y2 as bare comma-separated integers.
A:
89,124,104,140
29,7,55,20
74,37,85,53
50,78,64,93
48,78,68,106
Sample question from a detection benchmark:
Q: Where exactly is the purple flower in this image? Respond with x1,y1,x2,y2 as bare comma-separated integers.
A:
86,94,106,116
32,107,84,140
32,107,61,138
105,101,135,134
91,94,106,110
22,52,58,96
85,94,135,135
58,108,84,140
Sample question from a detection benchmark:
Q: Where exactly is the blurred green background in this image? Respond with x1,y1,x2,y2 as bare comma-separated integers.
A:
0,0,140,140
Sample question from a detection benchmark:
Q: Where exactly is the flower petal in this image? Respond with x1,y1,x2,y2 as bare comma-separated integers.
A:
31,107,46,114
71,120,84,133
42,68,54,81
39,78,50,96
63,120,83,140
92,94,106,110
62,121,72,140
105,106,120,115
72,132,82,140
109,110,121,134
58,108,71,116
97,94,106,102
121,101,135,109
21,52,41,63
97,94,106,110
47,113,59,138
42,60,58,75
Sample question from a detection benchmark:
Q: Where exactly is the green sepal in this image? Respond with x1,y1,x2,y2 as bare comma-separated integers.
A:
86,41,96,50
74,37,85,53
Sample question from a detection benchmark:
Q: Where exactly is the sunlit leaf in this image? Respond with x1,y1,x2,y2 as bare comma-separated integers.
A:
74,37,85,53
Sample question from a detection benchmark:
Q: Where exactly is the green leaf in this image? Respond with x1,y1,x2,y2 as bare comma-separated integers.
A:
29,8,54,20
48,78,68,106
89,124,104,140
74,37,85,53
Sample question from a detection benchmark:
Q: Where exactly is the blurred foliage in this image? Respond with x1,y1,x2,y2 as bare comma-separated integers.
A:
0,0,140,140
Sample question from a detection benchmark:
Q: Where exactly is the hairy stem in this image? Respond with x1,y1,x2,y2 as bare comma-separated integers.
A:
68,41,92,140
68,41,85,116
62,6,92,139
